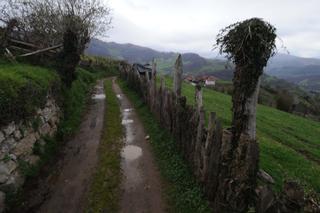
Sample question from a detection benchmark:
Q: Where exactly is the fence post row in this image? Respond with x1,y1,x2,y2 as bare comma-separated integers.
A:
119,54,311,212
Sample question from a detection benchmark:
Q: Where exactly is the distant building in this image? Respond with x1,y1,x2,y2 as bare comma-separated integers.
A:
132,63,152,79
184,75,219,86
205,76,218,86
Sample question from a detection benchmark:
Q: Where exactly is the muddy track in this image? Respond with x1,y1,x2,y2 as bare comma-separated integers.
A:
112,79,167,213
11,80,106,213
11,79,167,213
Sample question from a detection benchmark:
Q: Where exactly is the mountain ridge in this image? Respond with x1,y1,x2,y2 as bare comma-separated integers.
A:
86,38,320,92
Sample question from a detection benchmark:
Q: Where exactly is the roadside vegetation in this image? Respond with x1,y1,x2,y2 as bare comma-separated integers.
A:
162,77,320,195
119,79,212,213
2,57,119,210
86,78,122,212
0,59,60,126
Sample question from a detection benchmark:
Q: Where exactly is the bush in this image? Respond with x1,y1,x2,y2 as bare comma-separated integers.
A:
276,91,294,112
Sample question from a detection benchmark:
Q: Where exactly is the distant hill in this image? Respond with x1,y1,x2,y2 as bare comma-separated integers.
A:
266,54,320,92
86,39,320,92
85,39,227,74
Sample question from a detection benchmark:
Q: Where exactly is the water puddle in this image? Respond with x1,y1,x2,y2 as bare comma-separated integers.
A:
95,85,103,90
92,94,106,100
122,119,133,125
124,108,133,112
121,145,142,161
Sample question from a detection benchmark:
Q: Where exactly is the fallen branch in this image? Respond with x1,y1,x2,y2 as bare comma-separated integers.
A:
18,44,62,57
9,39,39,49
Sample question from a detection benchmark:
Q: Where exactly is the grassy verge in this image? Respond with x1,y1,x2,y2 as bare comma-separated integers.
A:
86,78,122,212
57,68,96,140
118,79,212,213
0,60,60,126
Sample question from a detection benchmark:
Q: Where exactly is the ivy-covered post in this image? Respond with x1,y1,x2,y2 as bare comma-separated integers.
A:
214,18,277,212
59,29,81,87
173,54,183,98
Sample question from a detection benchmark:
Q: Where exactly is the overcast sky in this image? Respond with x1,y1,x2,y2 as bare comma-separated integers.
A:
105,0,320,58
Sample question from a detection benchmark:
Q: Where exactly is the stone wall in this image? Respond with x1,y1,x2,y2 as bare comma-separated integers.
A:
0,96,61,207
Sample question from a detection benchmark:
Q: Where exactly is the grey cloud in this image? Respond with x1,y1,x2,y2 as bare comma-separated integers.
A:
106,0,320,58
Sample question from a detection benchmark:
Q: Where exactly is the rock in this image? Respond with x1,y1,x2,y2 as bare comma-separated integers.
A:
42,107,52,122
49,125,57,137
256,185,277,213
39,116,46,126
35,132,40,140
0,164,10,184
36,108,42,115
13,130,22,140
3,122,15,136
1,145,9,154
0,191,6,213
9,154,16,161
258,169,275,184
145,135,150,140
0,175,8,184
0,132,4,144
25,155,40,165
280,181,304,213
12,133,37,156
0,171,25,192
45,98,54,107
49,115,59,127
5,161,17,173
39,123,51,136
3,137,16,150
19,127,28,137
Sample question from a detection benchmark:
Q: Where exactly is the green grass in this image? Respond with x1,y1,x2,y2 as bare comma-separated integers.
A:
57,68,96,140
86,79,122,212
0,60,60,126
119,79,212,213
162,77,320,195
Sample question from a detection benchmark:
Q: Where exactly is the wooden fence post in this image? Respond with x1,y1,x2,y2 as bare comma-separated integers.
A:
195,84,203,114
173,54,183,98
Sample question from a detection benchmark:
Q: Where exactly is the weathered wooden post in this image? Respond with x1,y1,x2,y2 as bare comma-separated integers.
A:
151,59,157,112
193,84,204,174
173,54,183,98
213,18,277,212
195,84,203,114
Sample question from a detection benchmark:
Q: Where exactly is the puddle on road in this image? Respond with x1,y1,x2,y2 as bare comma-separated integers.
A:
122,119,133,125
92,94,106,100
121,145,142,161
124,108,133,112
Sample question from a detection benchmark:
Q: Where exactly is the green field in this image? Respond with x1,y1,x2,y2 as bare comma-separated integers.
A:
162,77,320,195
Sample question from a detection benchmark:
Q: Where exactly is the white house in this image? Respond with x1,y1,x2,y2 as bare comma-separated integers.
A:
205,76,217,86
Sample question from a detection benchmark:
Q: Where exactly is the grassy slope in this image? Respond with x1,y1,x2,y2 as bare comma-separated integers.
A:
162,77,320,194
86,79,122,212
0,60,60,126
119,80,212,213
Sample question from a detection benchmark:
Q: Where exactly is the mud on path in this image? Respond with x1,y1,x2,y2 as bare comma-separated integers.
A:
11,80,106,213
112,79,167,213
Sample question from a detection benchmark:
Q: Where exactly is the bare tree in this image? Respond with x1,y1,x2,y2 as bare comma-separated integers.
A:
1,0,112,51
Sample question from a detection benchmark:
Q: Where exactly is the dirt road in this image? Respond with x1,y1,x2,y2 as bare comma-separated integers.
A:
11,79,166,213
12,80,106,213
112,80,167,213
